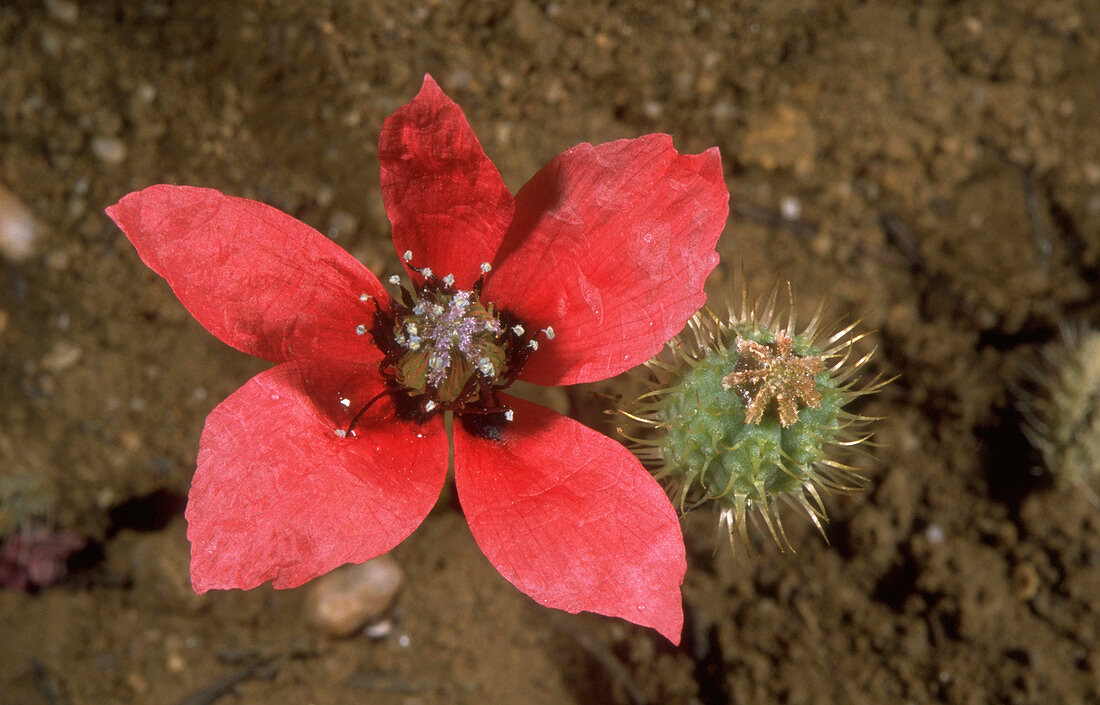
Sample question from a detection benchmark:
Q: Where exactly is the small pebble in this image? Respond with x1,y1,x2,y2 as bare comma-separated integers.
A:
780,195,802,221
126,672,148,695
45,0,79,23
641,99,663,119
315,184,335,208
41,340,83,372
710,100,735,122
306,554,403,638
1083,162,1100,185
326,210,359,240
119,429,143,452
364,618,394,639
136,83,158,103
0,185,40,263
44,248,69,271
91,136,128,165
67,197,87,219
39,30,63,57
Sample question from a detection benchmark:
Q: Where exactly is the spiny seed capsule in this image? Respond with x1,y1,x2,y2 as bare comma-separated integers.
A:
1019,324,1100,506
618,279,891,551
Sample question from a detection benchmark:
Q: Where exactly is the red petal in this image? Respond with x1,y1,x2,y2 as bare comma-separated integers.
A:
453,396,686,643
379,75,515,289
483,135,728,386
187,362,447,592
107,185,388,364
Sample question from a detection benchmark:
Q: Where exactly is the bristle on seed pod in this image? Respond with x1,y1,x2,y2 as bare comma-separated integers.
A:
1018,323,1100,507
617,277,891,553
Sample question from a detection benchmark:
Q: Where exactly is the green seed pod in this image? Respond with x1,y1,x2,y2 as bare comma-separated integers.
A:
1020,324,1100,506
619,280,890,551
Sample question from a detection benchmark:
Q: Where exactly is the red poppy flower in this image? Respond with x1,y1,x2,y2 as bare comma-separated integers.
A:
106,75,728,643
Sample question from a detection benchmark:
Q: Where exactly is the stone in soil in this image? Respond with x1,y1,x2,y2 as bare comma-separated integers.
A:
306,554,404,638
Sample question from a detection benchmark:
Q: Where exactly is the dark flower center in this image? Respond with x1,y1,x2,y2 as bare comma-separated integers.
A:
391,287,506,404
366,259,545,439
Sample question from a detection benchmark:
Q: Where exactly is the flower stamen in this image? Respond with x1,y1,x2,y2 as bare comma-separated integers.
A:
370,266,544,436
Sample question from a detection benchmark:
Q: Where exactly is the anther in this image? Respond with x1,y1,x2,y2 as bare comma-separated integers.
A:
543,327,555,340
340,398,351,407
443,273,455,287
420,267,433,279
477,357,494,376
359,293,372,302
334,429,347,438
528,340,539,350
424,400,438,413
480,262,492,273
356,324,367,335
388,275,401,285
512,324,525,336
504,409,514,421
403,250,413,262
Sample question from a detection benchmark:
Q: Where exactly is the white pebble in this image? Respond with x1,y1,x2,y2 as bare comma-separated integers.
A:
45,0,79,23
364,618,394,639
0,185,39,263
41,340,83,373
136,83,158,103
91,136,128,165
780,195,802,221
306,554,404,638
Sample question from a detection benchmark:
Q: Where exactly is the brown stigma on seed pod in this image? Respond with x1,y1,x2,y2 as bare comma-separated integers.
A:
721,334,825,427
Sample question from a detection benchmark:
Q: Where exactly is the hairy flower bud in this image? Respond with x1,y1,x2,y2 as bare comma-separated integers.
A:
1019,324,1100,506
618,279,891,551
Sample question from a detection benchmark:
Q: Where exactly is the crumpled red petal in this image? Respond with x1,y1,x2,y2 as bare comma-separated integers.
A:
107,185,387,365
187,362,447,592
379,74,515,289
453,396,686,643
483,135,728,386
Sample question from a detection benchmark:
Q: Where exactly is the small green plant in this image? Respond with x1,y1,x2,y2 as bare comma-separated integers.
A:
1020,324,1100,506
618,279,890,551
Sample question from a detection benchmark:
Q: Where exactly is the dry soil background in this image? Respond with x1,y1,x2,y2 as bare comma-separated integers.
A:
2,1,1100,704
